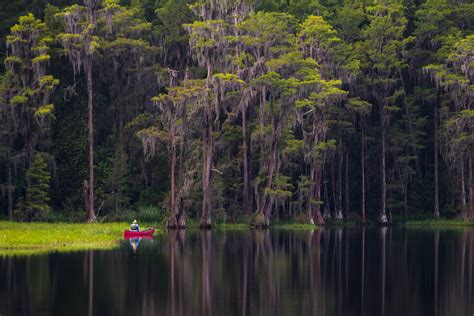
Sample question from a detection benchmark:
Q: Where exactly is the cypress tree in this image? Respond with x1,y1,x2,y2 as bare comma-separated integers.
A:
19,153,51,221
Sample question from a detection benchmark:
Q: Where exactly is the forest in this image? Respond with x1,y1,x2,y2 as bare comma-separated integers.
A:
0,0,472,227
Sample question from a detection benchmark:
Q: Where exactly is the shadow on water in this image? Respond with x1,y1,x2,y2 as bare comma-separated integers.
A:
0,227,473,316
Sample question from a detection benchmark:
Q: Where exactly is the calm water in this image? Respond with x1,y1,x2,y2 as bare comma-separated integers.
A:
1,227,473,316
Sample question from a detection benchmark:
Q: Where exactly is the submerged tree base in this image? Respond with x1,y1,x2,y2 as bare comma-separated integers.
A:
166,214,186,229
199,217,212,229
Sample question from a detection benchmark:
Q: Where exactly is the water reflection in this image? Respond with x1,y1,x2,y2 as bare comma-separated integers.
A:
0,228,473,316
125,236,154,254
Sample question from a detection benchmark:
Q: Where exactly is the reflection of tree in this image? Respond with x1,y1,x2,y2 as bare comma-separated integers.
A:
254,230,278,315
336,228,343,315
361,227,366,316
460,230,466,298
380,227,387,316
168,229,187,316
1,229,474,315
169,230,177,316
201,230,212,316
469,232,473,313
241,232,251,316
86,250,94,316
434,230,439,316
306,229,323,315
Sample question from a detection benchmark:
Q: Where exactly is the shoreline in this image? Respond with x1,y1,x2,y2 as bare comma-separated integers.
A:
1,218,473,255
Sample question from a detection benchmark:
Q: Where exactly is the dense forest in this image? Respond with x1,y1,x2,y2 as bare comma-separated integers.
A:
0,0,472,227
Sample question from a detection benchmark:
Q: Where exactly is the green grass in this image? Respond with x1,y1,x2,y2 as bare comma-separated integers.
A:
184,219,318,231
265,222,318,230
0,221,161,256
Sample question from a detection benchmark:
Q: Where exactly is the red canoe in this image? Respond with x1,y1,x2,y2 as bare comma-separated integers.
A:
123,228,155,238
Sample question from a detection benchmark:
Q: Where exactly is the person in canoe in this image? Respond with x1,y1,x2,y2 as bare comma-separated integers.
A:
130,219,140,232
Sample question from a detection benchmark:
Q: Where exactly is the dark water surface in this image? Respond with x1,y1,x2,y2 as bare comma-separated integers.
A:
1,227,473,316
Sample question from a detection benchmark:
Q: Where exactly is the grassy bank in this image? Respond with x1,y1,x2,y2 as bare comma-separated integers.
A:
183,218,319,231
0,221,161,256
2,217,473,256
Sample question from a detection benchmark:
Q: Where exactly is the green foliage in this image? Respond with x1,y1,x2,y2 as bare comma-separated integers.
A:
16,154,51,221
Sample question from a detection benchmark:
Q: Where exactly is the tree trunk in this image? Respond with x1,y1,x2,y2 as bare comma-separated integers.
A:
170,121,176,218
309,164,325,226
261,132,278,222
345,150,349,218
241,100,250,214
469,152,473,217
380,104,387,224
460,159,466,218
167,121,179,229
309,122,324,225
337,143,343,220
85,59,96,222
323,171,331,220
434,100,440,218
201,122,213,228
404,182,408,218
331,160,337,219
361,123,366,224
6,151,13,220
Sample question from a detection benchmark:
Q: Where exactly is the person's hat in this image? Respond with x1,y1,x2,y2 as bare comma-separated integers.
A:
133,220,137,224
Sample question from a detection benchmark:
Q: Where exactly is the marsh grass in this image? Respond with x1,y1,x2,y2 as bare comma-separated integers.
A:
0,221,161,256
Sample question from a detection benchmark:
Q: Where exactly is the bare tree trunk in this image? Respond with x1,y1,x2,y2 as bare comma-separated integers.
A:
460,159,466,218
404,182,408,218
434,100,440,218
259,87,266,148
167,121,181,229
201,122,213,228
314,170,325,225
345,151,349,218
331,160,337,219
261,131,278,223
380,104,387,224
85,60,96,222
6,152,13,220
309,165,325,225
337,143,343,220
171,147,176,209
309,121,324,225
361,124,366,224
241,101,250,214
309,165,316,222
324,171,331,220
469,151,473,217
177,110,187,227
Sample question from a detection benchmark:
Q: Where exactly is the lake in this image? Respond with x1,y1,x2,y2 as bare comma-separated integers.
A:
1,227,473,316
